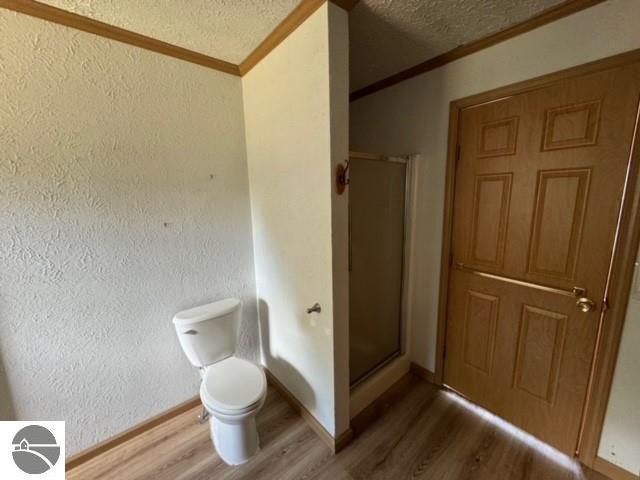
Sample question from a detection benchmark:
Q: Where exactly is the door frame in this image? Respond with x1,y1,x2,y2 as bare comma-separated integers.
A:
434,48,640,470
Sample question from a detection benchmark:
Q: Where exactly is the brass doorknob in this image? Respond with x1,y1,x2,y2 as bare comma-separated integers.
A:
576,297,596,313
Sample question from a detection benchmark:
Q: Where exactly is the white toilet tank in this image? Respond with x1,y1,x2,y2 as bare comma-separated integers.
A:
173,298,240,367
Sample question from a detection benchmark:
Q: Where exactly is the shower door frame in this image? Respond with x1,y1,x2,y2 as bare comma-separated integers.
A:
348,151,415,389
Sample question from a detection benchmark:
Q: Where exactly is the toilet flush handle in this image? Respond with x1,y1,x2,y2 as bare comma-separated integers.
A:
306,303,321,314
182,329,198,335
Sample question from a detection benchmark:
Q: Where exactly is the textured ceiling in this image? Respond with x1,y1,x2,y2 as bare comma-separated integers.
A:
349,0,565,92
39,0,300,64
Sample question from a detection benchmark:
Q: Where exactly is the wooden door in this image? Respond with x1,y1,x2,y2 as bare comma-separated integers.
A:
349,157,406,385
444,61,640,454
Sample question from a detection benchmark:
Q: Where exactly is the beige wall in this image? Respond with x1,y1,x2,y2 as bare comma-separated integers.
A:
0,10,257,456
243,3,350,437
350,0,640,473
598,253,640,475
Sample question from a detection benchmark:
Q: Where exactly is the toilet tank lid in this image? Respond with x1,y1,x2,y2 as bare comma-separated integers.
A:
173,298,240,326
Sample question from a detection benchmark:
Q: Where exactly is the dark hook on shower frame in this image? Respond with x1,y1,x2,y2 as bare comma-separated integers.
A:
335,159,350,195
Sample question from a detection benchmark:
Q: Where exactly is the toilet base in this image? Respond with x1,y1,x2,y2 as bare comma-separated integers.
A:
210,415,259,465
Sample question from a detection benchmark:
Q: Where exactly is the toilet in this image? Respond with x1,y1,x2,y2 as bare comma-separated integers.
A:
173,298,267,465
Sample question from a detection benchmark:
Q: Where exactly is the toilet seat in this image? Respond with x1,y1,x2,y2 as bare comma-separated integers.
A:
200,356,267,415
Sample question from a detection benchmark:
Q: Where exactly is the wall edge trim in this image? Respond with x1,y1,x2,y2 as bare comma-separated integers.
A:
264,368,353,454
65,364,355,470
65,395,201,471
592,457,639,480
409,362,436,384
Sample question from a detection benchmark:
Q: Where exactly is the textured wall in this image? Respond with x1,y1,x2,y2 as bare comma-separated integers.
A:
0,10,257,456
350,0,640,474
243,3,346,437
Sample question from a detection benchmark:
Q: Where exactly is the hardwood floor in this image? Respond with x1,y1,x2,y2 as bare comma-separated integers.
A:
67,375,609,480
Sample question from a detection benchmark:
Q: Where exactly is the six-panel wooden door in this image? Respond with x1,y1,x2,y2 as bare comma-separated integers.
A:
444,62,640,454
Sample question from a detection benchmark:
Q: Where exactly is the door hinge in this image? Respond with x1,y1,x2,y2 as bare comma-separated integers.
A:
601,297,610,313
455,144,461,163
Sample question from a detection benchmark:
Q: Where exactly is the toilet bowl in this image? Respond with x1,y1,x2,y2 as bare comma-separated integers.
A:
173,298,267,465
200,356,267,465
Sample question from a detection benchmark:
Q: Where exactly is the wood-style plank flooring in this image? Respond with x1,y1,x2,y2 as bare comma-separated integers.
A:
67,375,608,480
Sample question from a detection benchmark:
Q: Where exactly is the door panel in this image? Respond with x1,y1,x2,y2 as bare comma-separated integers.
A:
445,62,640,454
446,271,600,452
478,117,519,157
462,290,499,374
527,168,591,280
513,304,567,404
469,174,512,268
542,100,601,151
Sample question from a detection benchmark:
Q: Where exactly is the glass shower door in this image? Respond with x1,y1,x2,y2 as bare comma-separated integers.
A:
349,155,407,385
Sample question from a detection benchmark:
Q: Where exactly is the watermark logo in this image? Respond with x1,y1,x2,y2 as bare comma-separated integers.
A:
12,425,60,474
0,421,64,478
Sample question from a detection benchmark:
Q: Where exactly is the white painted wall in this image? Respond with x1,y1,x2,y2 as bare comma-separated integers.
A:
0,10,257,456
350,0,640,473
598,256,640,475
243,3,350,437
327,3,351,437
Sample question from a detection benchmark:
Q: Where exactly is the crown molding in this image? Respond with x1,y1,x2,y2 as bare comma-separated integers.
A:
239,0,359,76
350,0,607,102
239,0,326,75
1,0,358,78
330,0,360,11
4,0,600,96
0,0,241,75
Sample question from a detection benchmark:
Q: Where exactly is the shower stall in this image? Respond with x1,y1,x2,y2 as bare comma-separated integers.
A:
348,152,412,387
